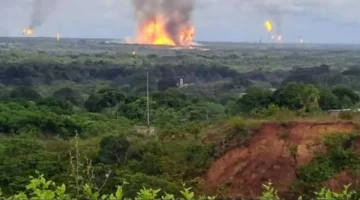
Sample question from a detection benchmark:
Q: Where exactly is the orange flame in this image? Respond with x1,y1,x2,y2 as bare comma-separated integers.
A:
23,28,34,36
136,15,194,46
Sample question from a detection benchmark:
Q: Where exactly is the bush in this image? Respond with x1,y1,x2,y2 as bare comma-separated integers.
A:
339,111,354,120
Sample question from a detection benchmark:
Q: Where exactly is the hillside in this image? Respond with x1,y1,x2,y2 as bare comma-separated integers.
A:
203,121,360,199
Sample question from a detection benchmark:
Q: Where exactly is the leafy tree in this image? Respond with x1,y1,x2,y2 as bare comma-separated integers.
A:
180,106,208,121
118,97,156,122
99,136,131,164
299,84,320,111
273,83,320,111
225,100,242,116
153,108,181,127
157,78,178,91
37,98,73,114
151,90,188,110
85,89,125,112
230,75,251,88
237,87,273,113
332,87,360,108
97,89,125,109
0,139,62,194
9,86,42,101
319,89,340,110
53,87,82,106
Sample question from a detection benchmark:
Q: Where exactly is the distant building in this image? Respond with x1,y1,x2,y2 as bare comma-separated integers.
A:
179,78,184,88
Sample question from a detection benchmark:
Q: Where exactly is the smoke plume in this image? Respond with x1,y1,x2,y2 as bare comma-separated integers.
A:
132,0,195,45
29,0,58,29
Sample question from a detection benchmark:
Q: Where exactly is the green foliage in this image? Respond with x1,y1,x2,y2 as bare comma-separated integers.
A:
82,184,99,200
9,174,70,200
53,87,82,106
237,87,273,113
295,133,360,195
85,89,125,112
332,87,360,108
319,89,340,110
107,185,126,200
161,193,175,200
314,184,356,200
9,86,42,101
116,172,181,197
136,187,161,200
0,138,62,194
180,106,209,121
260,181,280,200
250,104,294,120
339,111,354,120
99,135,130,164
118,97,156,122
225,100,242,116
180,184,195,200
273,83,320,111
2,44,360,200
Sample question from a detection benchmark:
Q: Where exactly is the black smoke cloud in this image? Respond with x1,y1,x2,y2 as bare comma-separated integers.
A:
132,0,195,45
29,0,58,29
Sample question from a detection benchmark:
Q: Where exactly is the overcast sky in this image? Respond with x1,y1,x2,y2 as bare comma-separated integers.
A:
1,0,360,44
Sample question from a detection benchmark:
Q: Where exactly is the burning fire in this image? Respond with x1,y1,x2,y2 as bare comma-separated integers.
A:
23,28,34,36
135,15,195,46
56,33,60,42
264,20,272,33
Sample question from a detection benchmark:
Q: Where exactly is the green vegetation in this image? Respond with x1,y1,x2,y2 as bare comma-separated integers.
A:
0,175,357,200
294,133,360,198
1,38,360,199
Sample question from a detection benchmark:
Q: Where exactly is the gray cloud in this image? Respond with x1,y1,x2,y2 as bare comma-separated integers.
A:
28,0,58,29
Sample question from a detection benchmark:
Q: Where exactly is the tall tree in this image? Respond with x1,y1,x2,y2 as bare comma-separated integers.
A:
238,87,273,113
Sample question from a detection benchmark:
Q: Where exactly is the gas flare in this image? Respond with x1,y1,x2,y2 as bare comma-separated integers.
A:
264,20,272,33
132,0,195,46
56,33,60,41
23,28,34,36
136,16,195,46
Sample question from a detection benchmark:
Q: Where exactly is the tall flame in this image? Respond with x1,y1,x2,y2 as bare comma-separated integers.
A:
136,15,194,46
23,28,34,36
264,20,272,33
56,33,60,42
300,38,304,44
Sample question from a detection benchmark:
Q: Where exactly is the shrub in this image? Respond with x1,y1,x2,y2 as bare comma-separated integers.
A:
339,111,354,120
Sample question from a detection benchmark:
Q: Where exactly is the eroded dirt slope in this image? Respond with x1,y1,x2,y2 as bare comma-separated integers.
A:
204,122,357,198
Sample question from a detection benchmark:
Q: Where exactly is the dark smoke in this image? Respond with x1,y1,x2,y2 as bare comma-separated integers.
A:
132,0,195,45
29,0,57,29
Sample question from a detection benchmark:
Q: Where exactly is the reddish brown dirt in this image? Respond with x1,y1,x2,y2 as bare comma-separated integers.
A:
204,122,357,198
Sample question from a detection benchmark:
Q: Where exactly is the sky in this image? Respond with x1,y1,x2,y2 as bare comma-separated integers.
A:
1,0,360,44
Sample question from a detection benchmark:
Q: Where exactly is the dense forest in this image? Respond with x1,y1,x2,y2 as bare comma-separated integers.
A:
1,38,360,199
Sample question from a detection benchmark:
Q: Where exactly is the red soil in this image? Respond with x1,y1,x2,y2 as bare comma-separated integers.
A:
203,122,357,198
